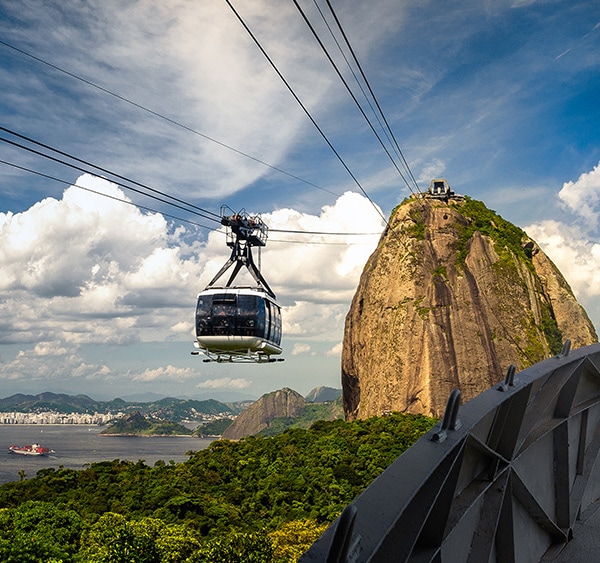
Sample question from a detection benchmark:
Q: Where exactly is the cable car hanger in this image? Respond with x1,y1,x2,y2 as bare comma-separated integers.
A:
205,206,275,299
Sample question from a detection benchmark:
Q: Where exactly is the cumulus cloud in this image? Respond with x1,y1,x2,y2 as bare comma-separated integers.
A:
0,174,381,388
0,174,202,349
557,162,600,229
0,347,110,383
525,161,600,329
525,220,600,299
196,377,251,390
291,343,313,356
133,365,196,382
326,342,343,357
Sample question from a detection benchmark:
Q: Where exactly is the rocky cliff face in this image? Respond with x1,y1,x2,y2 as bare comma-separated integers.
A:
222,387,306,440
342,197,597,420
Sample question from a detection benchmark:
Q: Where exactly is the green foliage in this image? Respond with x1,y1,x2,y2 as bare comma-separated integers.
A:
432,265,447,279
196,532,273,563
454,197,530,268
101,412,193,436
269,519,329,562
403,206,426,240
0,413,436,562
195,418,234,437
0,501,86,562
540,310,563,356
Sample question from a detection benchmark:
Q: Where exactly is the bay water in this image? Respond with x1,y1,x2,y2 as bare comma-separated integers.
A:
0,425,214,485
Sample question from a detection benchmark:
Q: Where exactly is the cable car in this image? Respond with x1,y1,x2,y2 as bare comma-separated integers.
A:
192,209,284,363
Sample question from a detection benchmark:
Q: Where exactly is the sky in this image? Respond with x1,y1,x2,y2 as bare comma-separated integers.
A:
1,0,600,402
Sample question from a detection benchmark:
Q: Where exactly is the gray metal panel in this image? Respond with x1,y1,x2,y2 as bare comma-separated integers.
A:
301,342,600,562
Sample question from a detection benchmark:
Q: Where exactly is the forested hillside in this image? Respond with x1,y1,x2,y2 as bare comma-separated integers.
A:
0,412,435,562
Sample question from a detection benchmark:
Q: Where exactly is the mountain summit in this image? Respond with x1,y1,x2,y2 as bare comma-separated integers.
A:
342,195,597,420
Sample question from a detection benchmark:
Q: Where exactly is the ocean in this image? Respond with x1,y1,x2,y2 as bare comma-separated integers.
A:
0,425,214,485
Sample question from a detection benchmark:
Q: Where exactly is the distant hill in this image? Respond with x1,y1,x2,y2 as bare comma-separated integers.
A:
259,397,344,437
0,392,242,421
222,388,344,440
0,392,104,413
195,418,235,437
100,412,193,436
305,386,341,403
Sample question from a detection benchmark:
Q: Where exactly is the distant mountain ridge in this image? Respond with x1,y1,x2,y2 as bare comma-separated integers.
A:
0,392,242,421
222,388,344,440
305,386,341,403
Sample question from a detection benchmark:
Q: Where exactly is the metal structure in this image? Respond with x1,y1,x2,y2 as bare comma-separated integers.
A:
301,340,600,562
206,207,274,298
426,178,464,201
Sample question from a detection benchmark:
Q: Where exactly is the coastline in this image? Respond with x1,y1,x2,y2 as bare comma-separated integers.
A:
98,433,196,437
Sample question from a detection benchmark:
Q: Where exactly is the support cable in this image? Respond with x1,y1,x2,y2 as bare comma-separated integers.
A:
291,0,415,195
322,0,421,194
0,156,382,240
0,128,222,224
0,158,222,233
223,0,390,227
0,38,339,197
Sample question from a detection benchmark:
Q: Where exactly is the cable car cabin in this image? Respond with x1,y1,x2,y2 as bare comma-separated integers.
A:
194,288,282,362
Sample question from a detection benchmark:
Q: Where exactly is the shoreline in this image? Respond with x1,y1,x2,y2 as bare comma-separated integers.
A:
99,433,196,438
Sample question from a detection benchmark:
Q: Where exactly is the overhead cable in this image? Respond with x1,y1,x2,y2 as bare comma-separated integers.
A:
0,158,223,233
292,0,416,195
321,0,421,194
0,38,339,197
223,0,390,228
0,151,381,239
0,127,222,224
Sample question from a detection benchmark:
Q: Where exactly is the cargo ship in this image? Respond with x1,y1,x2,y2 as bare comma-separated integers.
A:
8,444,54,456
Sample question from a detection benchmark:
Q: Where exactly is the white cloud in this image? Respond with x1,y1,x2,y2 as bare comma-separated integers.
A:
525,162,600,296
291,343,312,356
133,365,196,382
326,342,343,357
525,220,600,299
33,341,68,356
557,162,600,229
196,377,251,390
0,347,109,382
525,162,600,333
0,174,202,349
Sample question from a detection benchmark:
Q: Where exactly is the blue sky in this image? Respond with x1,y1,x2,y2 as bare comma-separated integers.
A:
1,0,600,401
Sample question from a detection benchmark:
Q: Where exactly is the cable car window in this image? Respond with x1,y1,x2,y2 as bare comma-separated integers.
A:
212,293,236,304
237,295,259,336
196,295,213,336
273,304,282,344
265,299,273,340
256,298,266,336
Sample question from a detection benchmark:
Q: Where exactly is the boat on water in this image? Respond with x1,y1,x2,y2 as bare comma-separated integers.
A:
8,444,54,456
